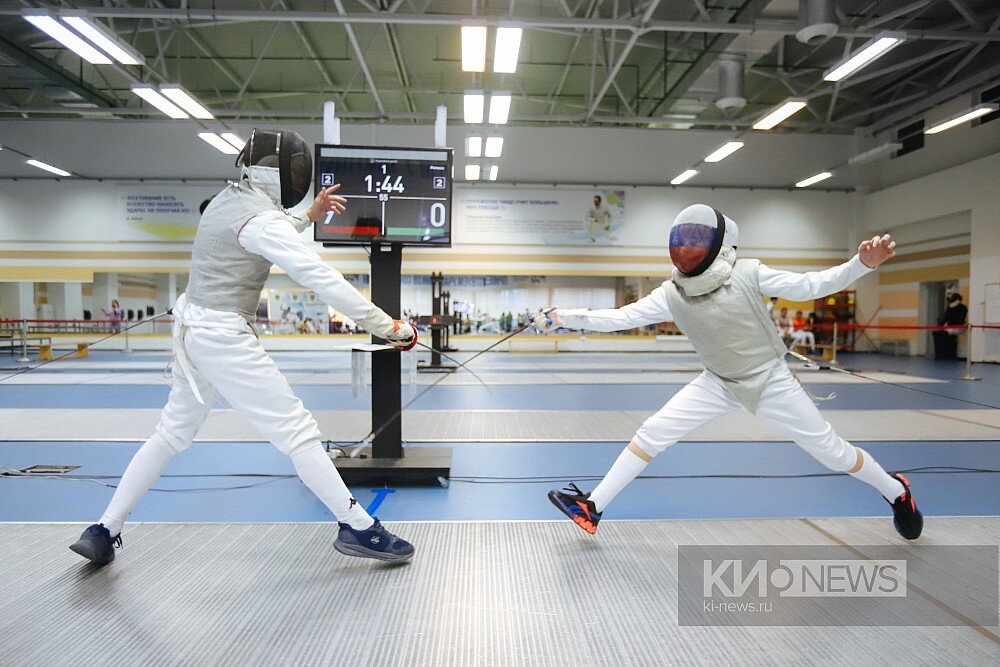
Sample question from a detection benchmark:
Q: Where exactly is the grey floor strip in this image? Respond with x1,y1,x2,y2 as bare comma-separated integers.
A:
0,519,996,666
2,408,999,443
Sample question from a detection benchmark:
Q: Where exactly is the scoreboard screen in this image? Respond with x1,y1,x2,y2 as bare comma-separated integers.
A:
313,145,453,246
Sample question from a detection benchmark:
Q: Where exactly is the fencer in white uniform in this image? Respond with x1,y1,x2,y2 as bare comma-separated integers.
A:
71,129,418,566
541,204,923,540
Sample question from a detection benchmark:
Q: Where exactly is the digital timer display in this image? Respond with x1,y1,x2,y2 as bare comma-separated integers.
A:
313,145,453,247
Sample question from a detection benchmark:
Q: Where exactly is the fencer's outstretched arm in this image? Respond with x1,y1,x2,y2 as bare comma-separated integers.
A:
757,256,873,301
758,232,896,301
238,212,393,331
557,285,672,332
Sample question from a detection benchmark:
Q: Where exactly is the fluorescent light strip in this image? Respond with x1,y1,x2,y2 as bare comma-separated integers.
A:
753,99,807,130
132,85,188,119
795,171,833,188
199,132,241,155
62,14,143,65
823,32,904,82
484,136,503,158
466,136,483,157
494,26,522,73
670,169,698,185
221,133,246,150
25,159,72,177
925,103,999,134
160,86,214,120
465,164,481,181
464,90,484,124
24,13,111,64
703,141,744,163
461,25,487,72
488,165,499,181
488,91,511,124
847,142,903,165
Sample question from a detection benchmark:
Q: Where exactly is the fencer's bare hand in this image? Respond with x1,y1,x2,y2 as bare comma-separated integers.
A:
307,184,348,222
858,234,896,269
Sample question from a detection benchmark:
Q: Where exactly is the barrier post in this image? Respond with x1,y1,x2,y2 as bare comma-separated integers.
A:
831,321,839,365
957,322,980,381
17,319,30,362
124,322,132,355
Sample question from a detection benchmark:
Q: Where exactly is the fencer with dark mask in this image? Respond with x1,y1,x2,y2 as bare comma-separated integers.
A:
538,204,922,541
71,129,418,565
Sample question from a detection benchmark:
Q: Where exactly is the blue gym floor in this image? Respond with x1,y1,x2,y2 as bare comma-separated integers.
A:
1,351,998,525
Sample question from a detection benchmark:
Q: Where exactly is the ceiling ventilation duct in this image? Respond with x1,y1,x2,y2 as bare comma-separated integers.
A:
715,54,746,112
796,0,839,45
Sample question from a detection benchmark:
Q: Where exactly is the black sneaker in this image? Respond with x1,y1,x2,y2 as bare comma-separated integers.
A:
548,483,602,534
69,523,122,565
887,473,923,540
334,519,414,563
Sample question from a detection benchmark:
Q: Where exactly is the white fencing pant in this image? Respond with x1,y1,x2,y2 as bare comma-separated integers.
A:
791,330,816,347
633,366,857,471
587,363,904,512
99,325,373,535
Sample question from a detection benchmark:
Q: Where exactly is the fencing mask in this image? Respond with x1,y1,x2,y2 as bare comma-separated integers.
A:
236,129,313,209
668,204,739,277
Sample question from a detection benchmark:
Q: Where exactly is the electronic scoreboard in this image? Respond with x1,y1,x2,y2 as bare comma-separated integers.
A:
313,145,453,246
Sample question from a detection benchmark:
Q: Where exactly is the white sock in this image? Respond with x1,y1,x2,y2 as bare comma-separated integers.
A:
100,432,176,536
588,446,650,513
849,448,905,501
291,445,374,530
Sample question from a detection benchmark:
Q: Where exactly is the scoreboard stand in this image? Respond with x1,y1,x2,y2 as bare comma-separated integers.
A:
330,242,452,485
417,272,458,373
314,144,454,486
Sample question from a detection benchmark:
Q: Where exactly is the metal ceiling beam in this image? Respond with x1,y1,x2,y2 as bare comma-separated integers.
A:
375,0,416,114
0,105,853,129
859,0,937,31
0,36,116,109
585,0,662,119
273,0,350,111
645,0,773,118
332,0,386,116
863,62,1000,133
548,0,602,116
946,0,982,29
1,8,995,43
938,11,1000,86
835,90,927,123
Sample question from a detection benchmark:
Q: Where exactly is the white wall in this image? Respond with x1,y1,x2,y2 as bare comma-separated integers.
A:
0,118,856,189
860,151,1000,361
0,178,856,282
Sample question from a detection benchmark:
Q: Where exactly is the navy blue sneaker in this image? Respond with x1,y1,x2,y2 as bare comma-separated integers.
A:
887,473,923,540
69,523,122,565
548,483,602,534
334,519,414,562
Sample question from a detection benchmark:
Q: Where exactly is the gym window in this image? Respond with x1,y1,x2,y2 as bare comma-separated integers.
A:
893,119,924,158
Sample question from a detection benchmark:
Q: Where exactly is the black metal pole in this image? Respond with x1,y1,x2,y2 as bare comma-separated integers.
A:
369,242,403,459
430,271,442,366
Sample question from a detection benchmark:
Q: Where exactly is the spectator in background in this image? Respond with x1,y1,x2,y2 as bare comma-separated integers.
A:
766,296,778,318
775,307,792,341
790,309,816,352
102,299,124,333
933,293,968,360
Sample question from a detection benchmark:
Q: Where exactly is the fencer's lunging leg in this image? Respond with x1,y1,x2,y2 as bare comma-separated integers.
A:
184,327,374,530
754,366,905,500
99,359,218,536
588,372,742,512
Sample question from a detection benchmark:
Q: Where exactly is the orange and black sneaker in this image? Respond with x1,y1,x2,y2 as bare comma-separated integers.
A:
887,473,923,540
548,483,602,535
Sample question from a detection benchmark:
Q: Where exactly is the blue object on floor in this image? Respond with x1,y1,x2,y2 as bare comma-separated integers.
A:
366,488,395,514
